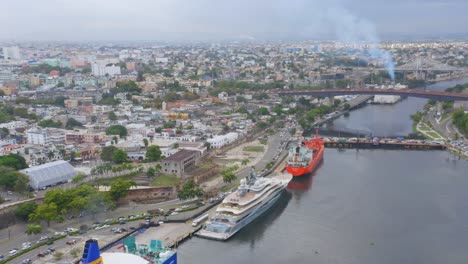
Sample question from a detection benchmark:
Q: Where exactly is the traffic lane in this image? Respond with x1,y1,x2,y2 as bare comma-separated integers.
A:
0,199,183,262
9,227,118,264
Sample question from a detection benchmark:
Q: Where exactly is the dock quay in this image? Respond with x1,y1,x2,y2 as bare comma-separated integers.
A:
324,140,446,150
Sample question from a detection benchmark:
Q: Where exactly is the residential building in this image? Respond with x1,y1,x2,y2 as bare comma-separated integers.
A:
64,99,79,109
207,132,239,148
91,63,121,76
26,127,66,145
2,46,20,60
65,131,106,145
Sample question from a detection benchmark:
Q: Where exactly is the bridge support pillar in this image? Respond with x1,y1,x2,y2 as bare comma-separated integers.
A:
327,97,334,106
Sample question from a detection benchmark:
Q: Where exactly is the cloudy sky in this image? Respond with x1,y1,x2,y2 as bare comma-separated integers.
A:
1,0,467,41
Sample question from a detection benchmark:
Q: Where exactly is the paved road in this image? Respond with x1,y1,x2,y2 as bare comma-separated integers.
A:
0,125,293,262
0,198,185,263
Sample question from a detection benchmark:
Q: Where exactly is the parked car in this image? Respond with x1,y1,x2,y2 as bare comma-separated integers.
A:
22,242,31,249
37,252,45,257
8,249,18,256
66,239,77,245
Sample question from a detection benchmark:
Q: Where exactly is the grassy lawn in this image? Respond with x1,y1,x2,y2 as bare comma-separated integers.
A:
243,145,265,152
151,174,181,187
221,178,240,192
440,113,450,122
426,131,443,139
94,172,138,185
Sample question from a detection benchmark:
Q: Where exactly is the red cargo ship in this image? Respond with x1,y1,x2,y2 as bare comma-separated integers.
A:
285,130,324,177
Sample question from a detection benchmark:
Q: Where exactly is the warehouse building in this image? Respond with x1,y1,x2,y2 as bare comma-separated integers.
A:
161,149,200,178
20,160,77,190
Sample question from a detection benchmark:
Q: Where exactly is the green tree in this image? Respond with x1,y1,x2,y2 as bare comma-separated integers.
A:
109,179,135,201
14,173,30,193
343,103,351,111
0,154,28,170
108,111,117,121
147,167,156,177
101,146,118,161
38,119,62,128
15,202,38,221
25,224,42,235
146,145,162,161
154,164,162,174
256,107,270,116
143,138,149,148
105,125,128,137
241,159,249,166
65,118,83,129
54,96,67,107
256,121,268,129
177,179,204,200
29,203,60,227
222,170,236,183
112,149,128,164
289,127,297,136
0,167,30,191
334,99,342,107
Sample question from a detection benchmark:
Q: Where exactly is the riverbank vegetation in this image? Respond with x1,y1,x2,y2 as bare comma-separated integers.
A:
452,110,468,136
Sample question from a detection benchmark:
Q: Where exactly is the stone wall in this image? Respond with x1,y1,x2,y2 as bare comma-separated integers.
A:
119,186,178,204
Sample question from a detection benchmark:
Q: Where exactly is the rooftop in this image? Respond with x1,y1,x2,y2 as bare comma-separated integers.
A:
161,149,198,162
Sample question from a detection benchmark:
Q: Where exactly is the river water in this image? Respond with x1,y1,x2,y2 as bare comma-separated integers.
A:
324,77,468,137
178,78,468,264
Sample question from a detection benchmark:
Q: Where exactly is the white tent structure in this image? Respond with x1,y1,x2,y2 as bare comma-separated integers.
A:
21,160,77,190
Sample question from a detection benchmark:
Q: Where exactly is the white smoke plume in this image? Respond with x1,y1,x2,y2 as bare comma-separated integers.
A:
325,6,396,80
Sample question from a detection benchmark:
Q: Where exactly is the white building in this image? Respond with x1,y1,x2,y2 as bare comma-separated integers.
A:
21,160,76,190
26,127,48,145
0,70,14,83
91,63,121,77
26,127,65,145
2,46,20,60
207,132,239,148
0,121,28,130
218,92,229,102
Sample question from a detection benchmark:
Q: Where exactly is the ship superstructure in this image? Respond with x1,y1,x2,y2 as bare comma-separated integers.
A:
285,130,324,177
197,168,291,240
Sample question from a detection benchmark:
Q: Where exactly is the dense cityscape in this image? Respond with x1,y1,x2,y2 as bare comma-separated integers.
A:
1,1,468,264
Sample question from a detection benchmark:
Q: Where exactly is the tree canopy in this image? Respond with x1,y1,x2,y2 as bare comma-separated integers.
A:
105,125,128,137
109,179,135,201
108,111,118,121
33,184,111,222
0,154,28,170
101,146,118,161
15,201,38,221
29,203,60,227
177,179,204,200
145,145,162,162
38,119,62,128
112,149,128,164
65,118,84,129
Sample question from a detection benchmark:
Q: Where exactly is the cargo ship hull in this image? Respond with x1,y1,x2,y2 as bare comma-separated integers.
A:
285,147,323,176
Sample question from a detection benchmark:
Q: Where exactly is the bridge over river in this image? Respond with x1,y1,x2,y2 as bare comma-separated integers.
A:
271,88,468,101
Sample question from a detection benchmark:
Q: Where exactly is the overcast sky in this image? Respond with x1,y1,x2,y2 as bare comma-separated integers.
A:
1,0,467,41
